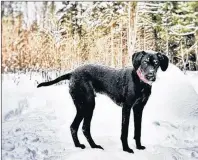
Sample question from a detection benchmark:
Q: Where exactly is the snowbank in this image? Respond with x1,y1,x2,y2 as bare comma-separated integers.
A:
144,63,198,124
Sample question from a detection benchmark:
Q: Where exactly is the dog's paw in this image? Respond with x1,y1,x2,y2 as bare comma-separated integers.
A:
76,144,86,149
92,145,104,150
136,145,146,150
123,147,134,153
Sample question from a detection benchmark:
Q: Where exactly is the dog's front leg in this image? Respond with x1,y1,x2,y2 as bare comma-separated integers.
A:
133,105,145,150
120,106,134,153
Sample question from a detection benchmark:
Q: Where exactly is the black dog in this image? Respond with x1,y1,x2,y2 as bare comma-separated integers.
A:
37,51,169,153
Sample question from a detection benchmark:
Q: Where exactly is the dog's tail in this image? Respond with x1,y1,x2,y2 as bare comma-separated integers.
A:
37,73,72,88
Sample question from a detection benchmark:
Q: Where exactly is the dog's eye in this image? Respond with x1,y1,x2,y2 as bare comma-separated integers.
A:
154,60,159,65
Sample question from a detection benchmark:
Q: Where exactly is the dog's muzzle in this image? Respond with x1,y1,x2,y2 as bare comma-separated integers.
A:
136,68,153,85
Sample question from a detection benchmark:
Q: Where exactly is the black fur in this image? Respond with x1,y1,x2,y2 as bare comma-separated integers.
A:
37,51,169,153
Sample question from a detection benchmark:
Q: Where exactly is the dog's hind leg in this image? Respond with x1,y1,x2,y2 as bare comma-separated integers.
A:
70,109,85,149
81,84,103,150
82,101,103,150
69,83,87,149
69,81,103,150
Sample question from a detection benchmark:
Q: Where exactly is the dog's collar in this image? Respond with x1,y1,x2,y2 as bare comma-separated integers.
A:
136,68,153,86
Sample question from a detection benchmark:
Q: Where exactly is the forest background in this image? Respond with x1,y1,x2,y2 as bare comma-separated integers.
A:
2,1,198,73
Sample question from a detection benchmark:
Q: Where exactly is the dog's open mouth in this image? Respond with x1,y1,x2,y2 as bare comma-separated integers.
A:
145,75,156,82
136,68,154,85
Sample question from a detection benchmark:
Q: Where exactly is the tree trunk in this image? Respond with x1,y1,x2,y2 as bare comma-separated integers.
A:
2,1,5,17
128,2,138,64
42,2,48,28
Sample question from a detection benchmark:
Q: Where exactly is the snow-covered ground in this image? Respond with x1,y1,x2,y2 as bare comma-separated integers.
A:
2,64,198,160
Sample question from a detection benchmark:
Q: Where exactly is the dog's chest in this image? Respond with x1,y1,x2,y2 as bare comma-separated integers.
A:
138,86,151,103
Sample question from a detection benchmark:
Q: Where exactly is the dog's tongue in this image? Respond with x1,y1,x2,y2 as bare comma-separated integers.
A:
136,68,152,85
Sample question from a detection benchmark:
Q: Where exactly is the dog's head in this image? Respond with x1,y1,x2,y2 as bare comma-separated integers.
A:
132,51,169,84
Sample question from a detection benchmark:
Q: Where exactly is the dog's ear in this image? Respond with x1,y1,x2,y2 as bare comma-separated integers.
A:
157,52,169,71
132,51,146,70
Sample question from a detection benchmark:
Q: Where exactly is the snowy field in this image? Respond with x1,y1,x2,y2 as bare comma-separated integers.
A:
2,64,198,160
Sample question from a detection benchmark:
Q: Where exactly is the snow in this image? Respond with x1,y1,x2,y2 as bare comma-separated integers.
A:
2,63,198,160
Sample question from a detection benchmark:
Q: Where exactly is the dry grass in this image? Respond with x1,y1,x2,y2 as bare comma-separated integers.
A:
2,16,131,74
